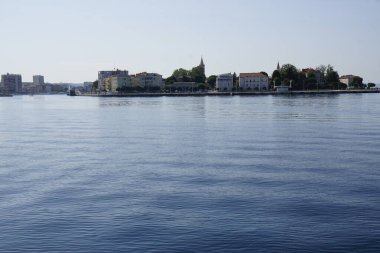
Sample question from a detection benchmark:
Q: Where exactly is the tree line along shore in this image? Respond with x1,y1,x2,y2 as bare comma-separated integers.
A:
88,60,376,95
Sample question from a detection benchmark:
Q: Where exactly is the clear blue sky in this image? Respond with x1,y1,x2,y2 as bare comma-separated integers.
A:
0,0,379,83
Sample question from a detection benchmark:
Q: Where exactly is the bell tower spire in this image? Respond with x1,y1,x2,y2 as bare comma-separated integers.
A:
199,56,205,76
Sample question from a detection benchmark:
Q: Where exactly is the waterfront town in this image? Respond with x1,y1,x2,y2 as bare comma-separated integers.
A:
0,58,378,96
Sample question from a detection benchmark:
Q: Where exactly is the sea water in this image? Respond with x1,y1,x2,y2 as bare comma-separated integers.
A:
0,94,379,252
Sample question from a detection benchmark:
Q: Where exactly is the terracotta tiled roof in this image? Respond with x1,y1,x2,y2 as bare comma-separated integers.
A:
239,73,267,78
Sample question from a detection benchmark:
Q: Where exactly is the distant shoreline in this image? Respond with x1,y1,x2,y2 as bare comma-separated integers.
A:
74,89,380,98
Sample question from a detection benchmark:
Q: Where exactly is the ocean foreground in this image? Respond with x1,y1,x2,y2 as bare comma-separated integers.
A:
0,94,379,252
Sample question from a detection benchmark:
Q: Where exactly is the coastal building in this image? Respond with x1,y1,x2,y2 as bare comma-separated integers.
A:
33,75,44,86
105,70,130,92
132,72,163,90
98,71,114,92
98,70,130,92
45,84,52,93
216,73,233,92
1,73,23,93
239,73,269,91
22,82,33,94
339,75,355,87
83,82,93,92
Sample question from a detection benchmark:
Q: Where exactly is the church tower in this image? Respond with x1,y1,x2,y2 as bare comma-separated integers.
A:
199,57,205,76
277,61,280,71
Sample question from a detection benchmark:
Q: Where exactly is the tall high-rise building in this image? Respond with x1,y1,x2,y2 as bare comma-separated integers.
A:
33,75,45,86
1,73,23,93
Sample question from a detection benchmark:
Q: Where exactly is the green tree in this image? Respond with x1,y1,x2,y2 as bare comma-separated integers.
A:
207,75,217,89
171,68,192,82
298,71,307,90
272,70,281,80
280,64,299,83
352,76,364,89
325,65,339,84
316,65,327,76
271,70,281,89
233,72,239,91
305,77,317,90
165,76,176,85
279,64,302,89
92,80,98,92
190,66,206,83
197,83,206,91
368,83,376,88
273,77,281,87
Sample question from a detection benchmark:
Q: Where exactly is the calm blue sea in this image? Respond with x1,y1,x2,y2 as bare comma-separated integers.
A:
0,94,379,252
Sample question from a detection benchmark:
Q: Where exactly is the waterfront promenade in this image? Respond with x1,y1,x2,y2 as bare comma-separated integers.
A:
76,89,380,97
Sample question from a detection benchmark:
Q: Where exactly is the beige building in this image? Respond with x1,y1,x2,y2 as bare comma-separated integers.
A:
103,70,130,92
98,71,114,92
339,75,355,87
239,73,269,91
132,72,163,90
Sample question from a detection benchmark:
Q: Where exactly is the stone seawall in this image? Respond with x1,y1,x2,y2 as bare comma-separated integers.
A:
74,89,380,98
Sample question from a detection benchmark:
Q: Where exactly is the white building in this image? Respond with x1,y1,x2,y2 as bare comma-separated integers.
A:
239,73,269,91
1,73,23,93
339,75,355,87
33,75,44,86
216,73,233,92
132,72,163,90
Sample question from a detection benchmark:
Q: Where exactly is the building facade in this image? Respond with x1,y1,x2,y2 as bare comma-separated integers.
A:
339,75,355,87
83,82,93,92
98,71,114,92
239,73,269,91
216,73,233,92
132,72,163,90
105,70,130,92
1,73,23,93
33,75,44,86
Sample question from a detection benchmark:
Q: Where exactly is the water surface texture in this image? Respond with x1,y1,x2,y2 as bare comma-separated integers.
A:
0,94,379,252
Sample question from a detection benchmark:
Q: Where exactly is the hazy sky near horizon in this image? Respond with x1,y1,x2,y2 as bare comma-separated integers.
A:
0,0,379,83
